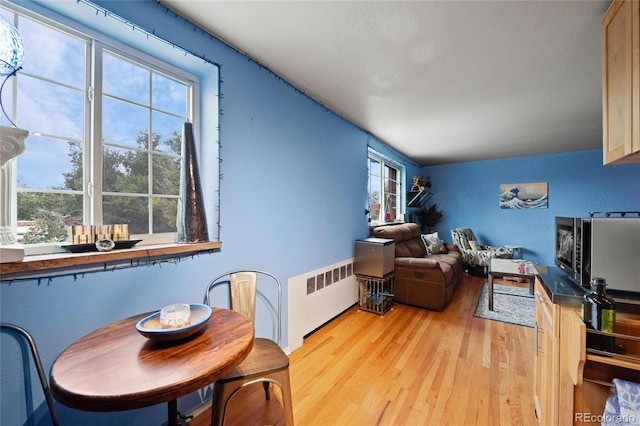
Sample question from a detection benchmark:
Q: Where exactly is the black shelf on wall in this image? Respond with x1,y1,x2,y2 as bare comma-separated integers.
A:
407,190,432,208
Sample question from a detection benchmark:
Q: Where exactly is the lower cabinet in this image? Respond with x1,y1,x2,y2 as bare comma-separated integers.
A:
574,312,640,425
534,277,640,425
533,279,560,424
533,279,586,425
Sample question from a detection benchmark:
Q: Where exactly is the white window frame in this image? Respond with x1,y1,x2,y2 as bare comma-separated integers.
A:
367,148,406,225
2,4,200,255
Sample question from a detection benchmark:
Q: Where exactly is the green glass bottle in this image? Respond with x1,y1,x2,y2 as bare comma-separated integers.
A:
582,277,616,352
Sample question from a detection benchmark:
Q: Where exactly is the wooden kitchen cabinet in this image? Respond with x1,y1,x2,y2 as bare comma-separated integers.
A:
602,0,640,164
534,278,587,425
533,279,560,425
535,276,640,425
574,313,640,425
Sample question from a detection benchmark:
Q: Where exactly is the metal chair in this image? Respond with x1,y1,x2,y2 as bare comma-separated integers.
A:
204,270,294,426
1,323,60,426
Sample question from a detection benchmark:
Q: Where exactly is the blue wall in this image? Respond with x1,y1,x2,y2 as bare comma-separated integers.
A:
0,1,412,425
1,1,639,425
426,149,640,265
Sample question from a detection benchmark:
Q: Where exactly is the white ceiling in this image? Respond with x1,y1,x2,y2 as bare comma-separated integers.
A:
161,0,611,166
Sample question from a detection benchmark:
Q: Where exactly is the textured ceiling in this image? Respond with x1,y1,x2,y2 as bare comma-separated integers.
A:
161,0,611,166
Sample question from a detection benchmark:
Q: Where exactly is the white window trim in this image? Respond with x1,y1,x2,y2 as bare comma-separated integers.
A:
4,3,202,256
368,148,406,226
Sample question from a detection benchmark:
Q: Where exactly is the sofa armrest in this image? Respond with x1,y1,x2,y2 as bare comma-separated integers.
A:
395,257,441,269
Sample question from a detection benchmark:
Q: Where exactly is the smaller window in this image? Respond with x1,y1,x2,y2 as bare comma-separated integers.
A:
367,150,405,225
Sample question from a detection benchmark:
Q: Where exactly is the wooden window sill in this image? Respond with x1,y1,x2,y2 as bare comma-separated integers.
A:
0,241,222,281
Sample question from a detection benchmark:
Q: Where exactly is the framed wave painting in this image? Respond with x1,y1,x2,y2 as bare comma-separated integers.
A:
500,182,548,209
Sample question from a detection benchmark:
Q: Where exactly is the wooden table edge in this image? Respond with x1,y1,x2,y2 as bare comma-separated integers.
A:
49,308,255,412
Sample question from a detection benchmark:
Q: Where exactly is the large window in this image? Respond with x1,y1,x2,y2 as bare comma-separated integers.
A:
368,150,404,224
1,5,198,248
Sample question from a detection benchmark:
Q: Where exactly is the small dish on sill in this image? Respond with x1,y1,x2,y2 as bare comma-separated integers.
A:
60,239,143,253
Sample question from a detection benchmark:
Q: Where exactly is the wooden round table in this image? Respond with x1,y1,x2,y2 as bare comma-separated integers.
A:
50,308,254,425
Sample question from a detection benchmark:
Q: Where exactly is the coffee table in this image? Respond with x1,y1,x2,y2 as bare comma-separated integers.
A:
488,258,539,311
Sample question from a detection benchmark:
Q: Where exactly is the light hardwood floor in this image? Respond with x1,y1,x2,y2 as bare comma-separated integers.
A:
192,274,537,426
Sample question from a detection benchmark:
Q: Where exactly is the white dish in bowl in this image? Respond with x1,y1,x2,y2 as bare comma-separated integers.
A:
136,303,212,342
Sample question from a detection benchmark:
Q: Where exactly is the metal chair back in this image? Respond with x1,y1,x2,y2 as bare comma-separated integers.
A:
1,323,60,426
204,269,282,345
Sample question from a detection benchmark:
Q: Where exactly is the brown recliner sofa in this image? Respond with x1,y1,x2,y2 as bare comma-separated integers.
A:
370,222,463,311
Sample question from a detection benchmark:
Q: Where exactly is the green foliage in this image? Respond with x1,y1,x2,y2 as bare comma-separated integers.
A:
22,211,68,244
63,143,84,191
17,129,182,241
418,203,443,228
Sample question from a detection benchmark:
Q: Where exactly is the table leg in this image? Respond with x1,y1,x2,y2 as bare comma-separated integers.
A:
168,399,178,426
488,273,494,311
528,277,534,295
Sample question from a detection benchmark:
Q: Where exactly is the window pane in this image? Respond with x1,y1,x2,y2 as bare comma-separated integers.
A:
369,176,381,203
384,166,398,196
153,197,177,233
103,195,149,234
19,15,85,88
369,170,381,222
385,194,397,221
103,146,148,194
153,73,187,116
152,111,183,155
369,203,380,222
17,135,81,190
0,9,13,22
0,77,13,127
385,165,397,181
103,97,149,149
369,158,381,177
152,153,180,195
103,52,149,104
385,178,397,195
18,76,84,138
17,192,83,243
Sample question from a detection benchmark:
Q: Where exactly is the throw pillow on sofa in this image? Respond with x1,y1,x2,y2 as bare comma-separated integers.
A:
428,240,448,254
421,232,439,252
421,232,447,255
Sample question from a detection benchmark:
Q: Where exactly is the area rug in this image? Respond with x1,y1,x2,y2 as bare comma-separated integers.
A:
474,283,535,328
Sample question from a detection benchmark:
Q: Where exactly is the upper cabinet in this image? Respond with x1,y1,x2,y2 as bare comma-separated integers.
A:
602,0,640,164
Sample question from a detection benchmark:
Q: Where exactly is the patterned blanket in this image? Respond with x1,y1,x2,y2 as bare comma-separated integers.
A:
603,378,640,426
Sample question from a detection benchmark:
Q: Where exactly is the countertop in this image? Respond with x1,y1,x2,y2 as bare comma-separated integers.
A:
536,266,586,307
537,265,640,313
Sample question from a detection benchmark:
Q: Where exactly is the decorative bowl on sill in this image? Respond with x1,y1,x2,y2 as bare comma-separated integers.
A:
60,239,142,253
